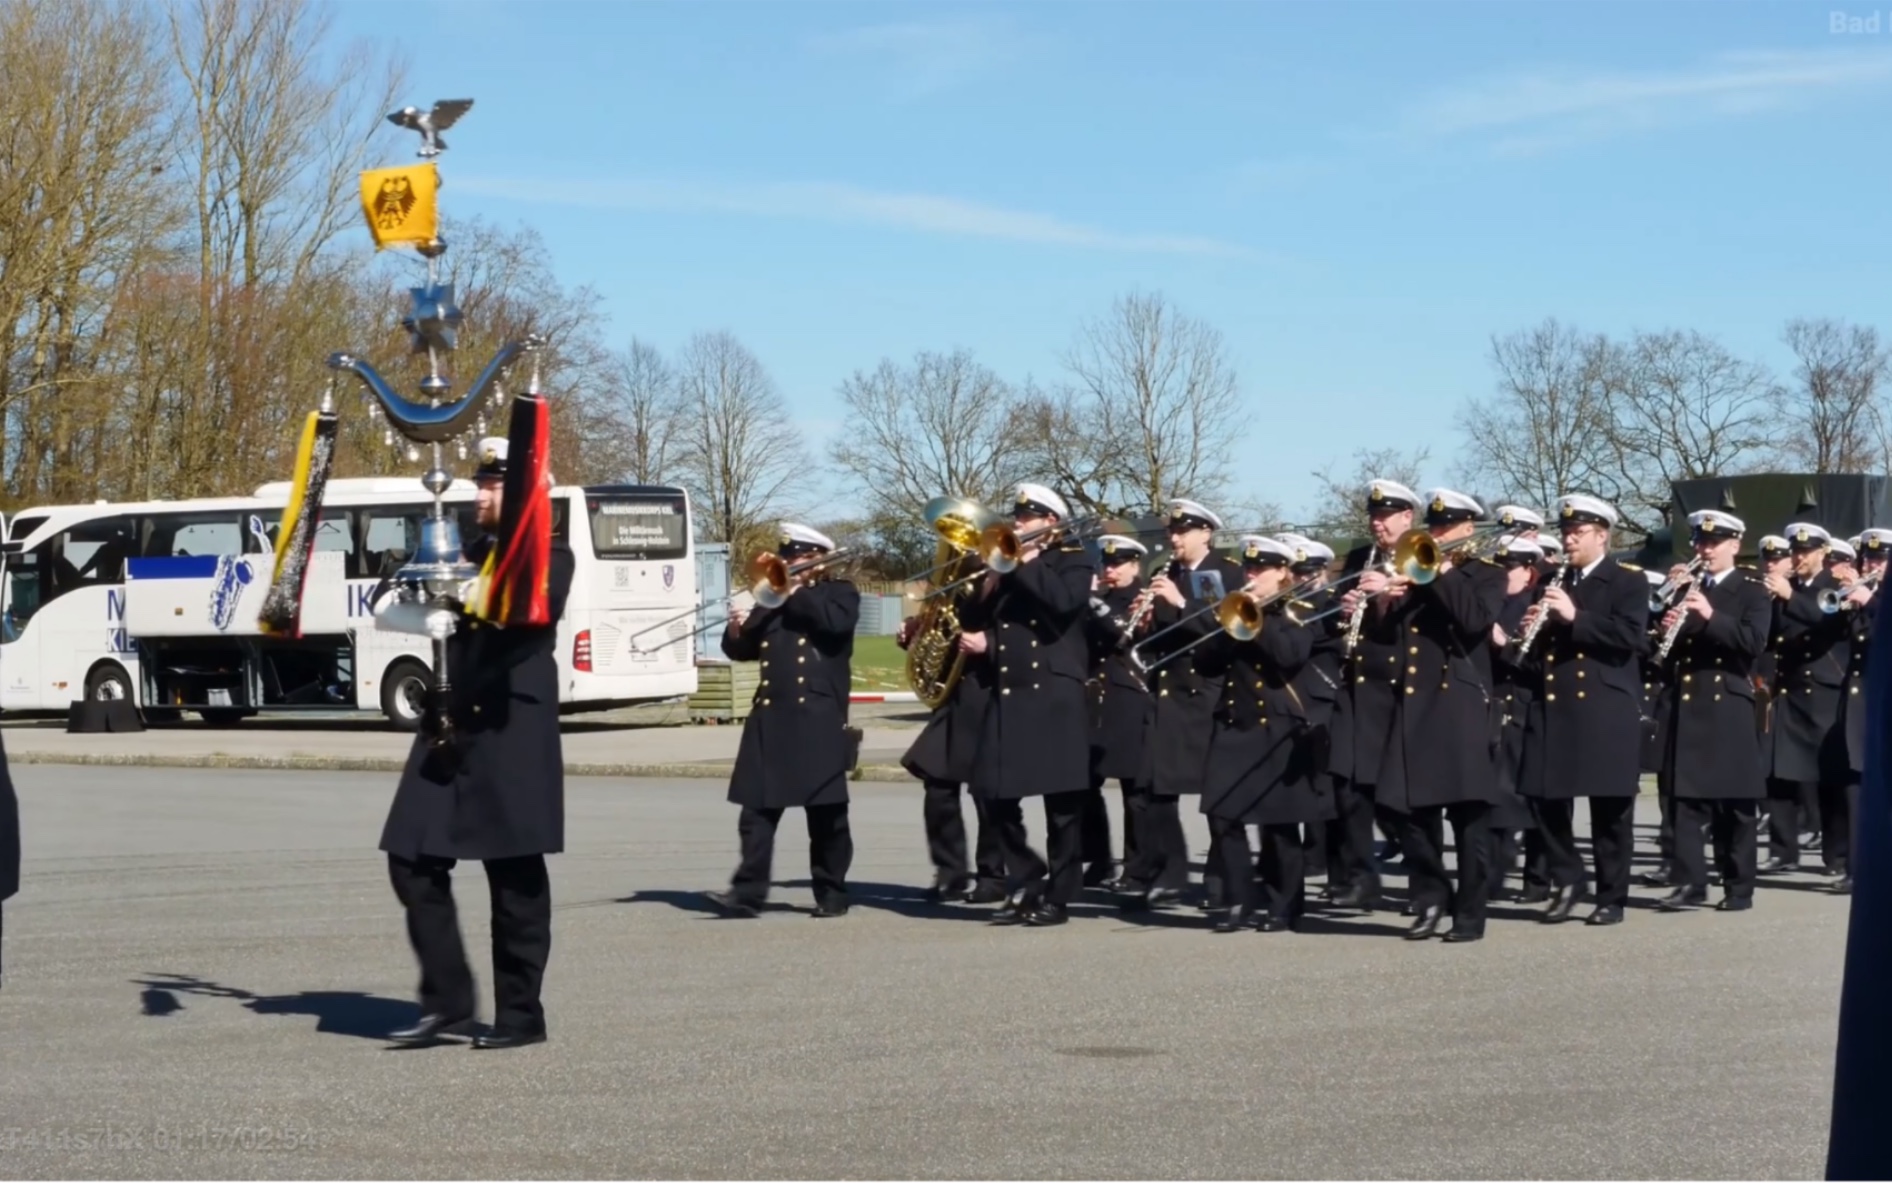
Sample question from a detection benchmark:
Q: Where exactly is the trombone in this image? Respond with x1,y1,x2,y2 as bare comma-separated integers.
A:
920,514,1116,600
1294,524,1509,627
626,547,852,652
1819,568,1883,613
1128,573,1323,672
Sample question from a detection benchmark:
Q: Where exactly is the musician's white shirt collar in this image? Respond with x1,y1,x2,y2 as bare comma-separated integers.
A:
1579,555,1605,580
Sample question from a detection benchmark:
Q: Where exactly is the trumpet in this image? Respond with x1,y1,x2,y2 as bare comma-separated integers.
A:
1818,568,1883,613
1299,526,1503,630
1648,558,1705,616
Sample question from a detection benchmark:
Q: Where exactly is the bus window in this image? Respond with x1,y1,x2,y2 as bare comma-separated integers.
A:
3,545,43,640
144,512,241,559
5,516,135,634
585,492,688,560
362,510,420,579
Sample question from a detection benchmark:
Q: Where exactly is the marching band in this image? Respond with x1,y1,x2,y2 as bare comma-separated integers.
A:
702,477,1876,944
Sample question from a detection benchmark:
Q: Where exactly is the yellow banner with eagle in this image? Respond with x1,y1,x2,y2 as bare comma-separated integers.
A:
358,163,439,250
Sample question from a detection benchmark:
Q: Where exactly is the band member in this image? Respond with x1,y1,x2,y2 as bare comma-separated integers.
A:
1200,537,1329,931
0,729,15,989
1493,505,1546,541
1830,538,1860,586
959,484,1098,926
1084,535,1157,892
896,602,1006,904
1487,535,1545,903
1830,528,1888,894
1275,534,1343,892
1761,522,1848,874
708,524,861,918
1515,495,1649,926
1122,498,1244,909
1655,510,1768,913
380,437,574,1049
1324,479,1422,911
1343,488,1508,942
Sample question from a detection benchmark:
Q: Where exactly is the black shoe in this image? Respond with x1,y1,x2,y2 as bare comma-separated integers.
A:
1716,895,1753,912
471,1027,546,1050
1210,908,1256,933
1517,883,1551,904
1758,858,1800,875
1833,876,1855,896
967,882,1008,905
1585,905,1624,926
1443,923,1484,943
1256,916,1297,933
925,874,971,903
1816,865,1846,878
1330,886,1382,911
1657,887,1706,912
1024,903,1068,927
1405,905,1445,940
990,890,1035,925
1082,863,1113,888
1806,831,1823,851
388,1012,476,1043
1636,869,1671,888
1543,885,1580,924
811,898,850,918
1317,882,1342,901
1143,886,1184,910
703,889,761,917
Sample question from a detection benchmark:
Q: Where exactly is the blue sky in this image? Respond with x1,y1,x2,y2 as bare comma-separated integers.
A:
330,0,1892,521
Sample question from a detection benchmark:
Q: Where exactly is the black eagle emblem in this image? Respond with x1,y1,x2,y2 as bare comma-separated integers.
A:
374,176,416,230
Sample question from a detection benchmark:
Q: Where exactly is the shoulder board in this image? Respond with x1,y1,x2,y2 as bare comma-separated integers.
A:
1618,562,1641,573
1477,556,1500,567
1058,542,1085,553
1288,598,1316,612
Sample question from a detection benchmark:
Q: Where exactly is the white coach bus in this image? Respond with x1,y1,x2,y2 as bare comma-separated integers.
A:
0,479,700,726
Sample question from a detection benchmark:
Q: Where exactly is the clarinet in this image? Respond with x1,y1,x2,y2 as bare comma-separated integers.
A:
1514,565,1573,657
1341,545,1382,657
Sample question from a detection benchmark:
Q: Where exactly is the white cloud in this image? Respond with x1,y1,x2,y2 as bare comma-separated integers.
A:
1403,48,1892,153
455,175,1250,258
803,17,1019,97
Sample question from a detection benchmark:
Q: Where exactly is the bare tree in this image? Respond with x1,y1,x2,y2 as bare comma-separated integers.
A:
830,348,1026,570
672,331,807,550
1604,328,1775,534
1021,291,1242,516
1771,318,1889,474
1455,319,1624,515
583,338,682,485
1304,445,1432,544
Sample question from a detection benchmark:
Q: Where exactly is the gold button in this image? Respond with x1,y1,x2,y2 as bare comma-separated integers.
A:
1405,687,1415,695
1388,655,1396,664
1577,691,1585,699
1577,671,1586,679
1033,683,1040,690
798,656,805,664
1032,661,1040,669
1407,665,1417,674
1547,693,1556,701
1682,694,1690,702
1409,646,1419,655
761,642,770,649
1002,688,1011,696
1546,673,1555,681
762,698,771,706
797,676,804,684
1355,676,1365,684
1714,695,1722,702
798,638,807,646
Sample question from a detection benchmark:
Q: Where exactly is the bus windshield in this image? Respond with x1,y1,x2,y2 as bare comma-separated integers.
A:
586,492,689,560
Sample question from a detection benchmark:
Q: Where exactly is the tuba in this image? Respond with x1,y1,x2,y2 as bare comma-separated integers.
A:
905,497,1000,710
266,99,548,746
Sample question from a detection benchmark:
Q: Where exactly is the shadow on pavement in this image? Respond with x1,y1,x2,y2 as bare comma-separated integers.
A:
132,972,419,1040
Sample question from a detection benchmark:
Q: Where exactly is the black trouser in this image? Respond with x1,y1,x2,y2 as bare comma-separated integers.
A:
1258,823,1306,922
988,792,1086,906
1489,828,1518,897
1079,786,1113,868
1587,797,1637,908
1114,780,1146,871
1328,777,1382,897
1673,797,1758,897
1207,816,1255,915
1523,828,1551,890
1654,768,1676,877
731,804,853,907
922,780,1005,889
387,852,551,1033
1530,799,1586,889
1302,819,1330,880
1822,778,1859,873
1767,777,1814,862
1124,792,1189,892
1401,802,1491,927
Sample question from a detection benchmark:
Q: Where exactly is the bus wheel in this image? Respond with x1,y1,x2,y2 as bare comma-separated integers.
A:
381,659,432,731
85,662,134,705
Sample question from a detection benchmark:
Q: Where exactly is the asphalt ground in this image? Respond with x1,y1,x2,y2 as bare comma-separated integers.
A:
0,765,1846,1179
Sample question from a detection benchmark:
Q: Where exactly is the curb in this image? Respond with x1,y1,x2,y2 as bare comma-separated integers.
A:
5,748,914,783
